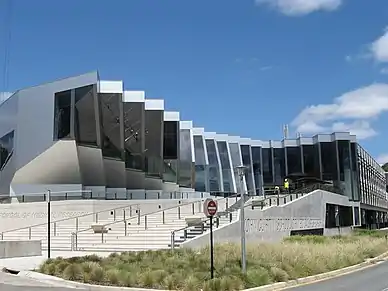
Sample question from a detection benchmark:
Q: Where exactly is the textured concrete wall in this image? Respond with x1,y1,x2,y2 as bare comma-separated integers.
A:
0,240,42,258
182,190,359,249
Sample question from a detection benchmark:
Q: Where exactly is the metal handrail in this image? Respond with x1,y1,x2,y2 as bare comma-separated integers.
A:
77,195,235,234
0,201,141,237
71,194,239,250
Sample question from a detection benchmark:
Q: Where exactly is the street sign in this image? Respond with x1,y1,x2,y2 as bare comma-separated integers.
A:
203,198,217,279
204,198,218,217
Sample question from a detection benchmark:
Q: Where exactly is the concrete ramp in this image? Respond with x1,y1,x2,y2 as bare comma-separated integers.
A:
0,241,41,259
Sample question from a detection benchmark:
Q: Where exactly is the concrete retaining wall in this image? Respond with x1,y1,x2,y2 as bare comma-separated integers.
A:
182,190,359,249
0,240,42,258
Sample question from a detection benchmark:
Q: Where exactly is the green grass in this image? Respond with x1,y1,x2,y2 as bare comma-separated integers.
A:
38,232,388,290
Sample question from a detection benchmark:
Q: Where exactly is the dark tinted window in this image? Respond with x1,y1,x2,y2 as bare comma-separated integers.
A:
206,139,221,192
178,129,193,188
144,110,163,177
123,102,144,170
251,147,262,195
262,148,273,184
163,121,178,160
241,145,255,194
194,136,207,191
74,85,97,146
99,93,123,159
286,146,302,174
273,148,285,185
54,90,71,140
0,130,14,170
218,141,233,192
302,145,321,178
321,142,338,181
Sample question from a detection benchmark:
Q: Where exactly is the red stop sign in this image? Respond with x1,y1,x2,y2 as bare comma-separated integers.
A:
206,200,218,216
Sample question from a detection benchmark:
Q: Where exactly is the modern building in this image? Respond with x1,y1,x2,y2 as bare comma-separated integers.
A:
0,72,387,228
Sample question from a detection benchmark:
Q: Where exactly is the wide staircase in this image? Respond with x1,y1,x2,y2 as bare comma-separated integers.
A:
0,196,239,252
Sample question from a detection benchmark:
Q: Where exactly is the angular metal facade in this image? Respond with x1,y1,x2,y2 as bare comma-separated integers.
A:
0,72,386,211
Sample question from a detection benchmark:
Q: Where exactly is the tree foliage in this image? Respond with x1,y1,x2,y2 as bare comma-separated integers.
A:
383,163,388,172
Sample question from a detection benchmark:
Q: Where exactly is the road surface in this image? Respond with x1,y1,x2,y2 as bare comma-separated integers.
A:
286,260,388,291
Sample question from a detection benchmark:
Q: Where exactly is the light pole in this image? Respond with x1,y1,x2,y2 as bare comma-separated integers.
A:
236,165,247,274
47,190,51,259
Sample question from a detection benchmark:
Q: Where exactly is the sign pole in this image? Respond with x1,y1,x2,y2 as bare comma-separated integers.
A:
210,215,214,279
203,198,217,280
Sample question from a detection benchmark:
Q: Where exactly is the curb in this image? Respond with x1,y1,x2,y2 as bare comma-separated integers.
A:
15,251,388,291
245,250,388,291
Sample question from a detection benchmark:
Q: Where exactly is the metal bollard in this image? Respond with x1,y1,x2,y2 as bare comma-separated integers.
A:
75,217,79,232
145,216,148,230
95,213,98,223
130,205,132,217
53,222,57,236
178,206,181,220
28,227,32,240
184,229,187,239
283,197,286,204
101,232,104,244
113,210,116,221
277,197,280,206
192,203,195,215
123,209,126,221
124,221,127,236
229,212,233,222
162,211,165,224
137,210,141,225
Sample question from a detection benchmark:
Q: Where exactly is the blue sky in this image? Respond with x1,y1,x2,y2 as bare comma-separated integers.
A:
1,0,388,163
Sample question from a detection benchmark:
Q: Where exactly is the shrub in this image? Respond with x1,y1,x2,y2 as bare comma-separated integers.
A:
37,232,388,290
63,264,83,281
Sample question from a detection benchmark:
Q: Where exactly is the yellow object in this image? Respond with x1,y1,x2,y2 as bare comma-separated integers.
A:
284,181,289,189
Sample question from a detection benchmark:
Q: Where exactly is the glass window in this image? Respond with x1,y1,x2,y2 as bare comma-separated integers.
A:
163,121,178,183
217,141,233,193
251,146,262,195
178,129,193,188
302,144,321,178
262,148,273,185
74,85,97,146
229,143,243,193
337,140,352,199
144,110,163,178
286,146,302,174
98,93,123,159
0,130,14,170
193,136,207,192
320,142,339,182
163,121,178,160
53,90,71,140
206,139,221,192
273,148,285,185
241,145,255,195
123,102,144,170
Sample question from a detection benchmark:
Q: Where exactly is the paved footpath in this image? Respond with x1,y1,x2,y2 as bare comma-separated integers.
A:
0,272,83,290
286,260,388,291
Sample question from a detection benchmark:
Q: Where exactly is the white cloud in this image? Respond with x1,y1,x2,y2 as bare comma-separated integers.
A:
292,83,388,139
381,68,388,74
377,154,388,165
255,0,342,16
370,27,388,62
